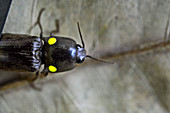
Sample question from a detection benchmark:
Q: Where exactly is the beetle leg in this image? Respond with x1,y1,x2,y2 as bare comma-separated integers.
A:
50,19,60,36
27,71,42,91
35,71,40,80
28,69,48,83
28,8,45,38
41,72,49,77
28,71,40,82
37,8,45,38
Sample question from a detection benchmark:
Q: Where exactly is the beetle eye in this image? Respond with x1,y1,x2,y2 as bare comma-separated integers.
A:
48,65,57,72
48,37,57,45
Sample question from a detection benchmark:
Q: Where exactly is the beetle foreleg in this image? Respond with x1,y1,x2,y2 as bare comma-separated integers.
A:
28,71,40,82
41,72,48,77
50,19,60,36
28,8,45,38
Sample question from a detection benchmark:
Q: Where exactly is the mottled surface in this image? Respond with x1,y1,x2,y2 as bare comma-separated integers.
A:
0,0,170,113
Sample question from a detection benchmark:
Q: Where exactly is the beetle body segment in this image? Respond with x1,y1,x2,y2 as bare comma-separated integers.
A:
0,33,42,72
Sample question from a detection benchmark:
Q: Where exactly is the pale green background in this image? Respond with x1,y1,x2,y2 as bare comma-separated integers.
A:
0,0,170,113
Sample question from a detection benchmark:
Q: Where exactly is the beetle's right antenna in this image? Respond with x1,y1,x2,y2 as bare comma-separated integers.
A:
77,22,85,48
86,55,114,64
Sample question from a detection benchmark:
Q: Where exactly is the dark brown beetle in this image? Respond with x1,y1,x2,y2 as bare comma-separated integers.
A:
0,8,113,78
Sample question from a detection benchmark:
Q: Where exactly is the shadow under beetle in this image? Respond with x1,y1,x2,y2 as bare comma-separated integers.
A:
0,8,113,78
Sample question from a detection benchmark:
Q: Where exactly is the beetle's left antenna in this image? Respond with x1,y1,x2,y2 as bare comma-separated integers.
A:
77,22,85,48
29,8,45,38
77,22,114,64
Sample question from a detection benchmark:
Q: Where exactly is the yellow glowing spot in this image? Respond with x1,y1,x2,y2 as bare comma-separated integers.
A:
48,37,57,45
49,65,57,72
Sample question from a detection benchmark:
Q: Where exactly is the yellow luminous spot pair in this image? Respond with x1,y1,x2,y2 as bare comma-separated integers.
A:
48,37,57,45
49,65,57,72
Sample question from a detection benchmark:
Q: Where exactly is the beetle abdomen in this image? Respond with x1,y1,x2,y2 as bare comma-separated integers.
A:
0,33,42,72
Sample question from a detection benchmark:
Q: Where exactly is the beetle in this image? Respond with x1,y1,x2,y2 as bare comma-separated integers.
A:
0,8,113,79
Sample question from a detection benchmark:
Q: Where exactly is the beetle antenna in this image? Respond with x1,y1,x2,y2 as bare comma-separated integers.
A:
86,55,114,64
77,22,85,48
77,22,113,64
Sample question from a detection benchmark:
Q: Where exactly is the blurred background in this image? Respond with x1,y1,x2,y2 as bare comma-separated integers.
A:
0,0,170,113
